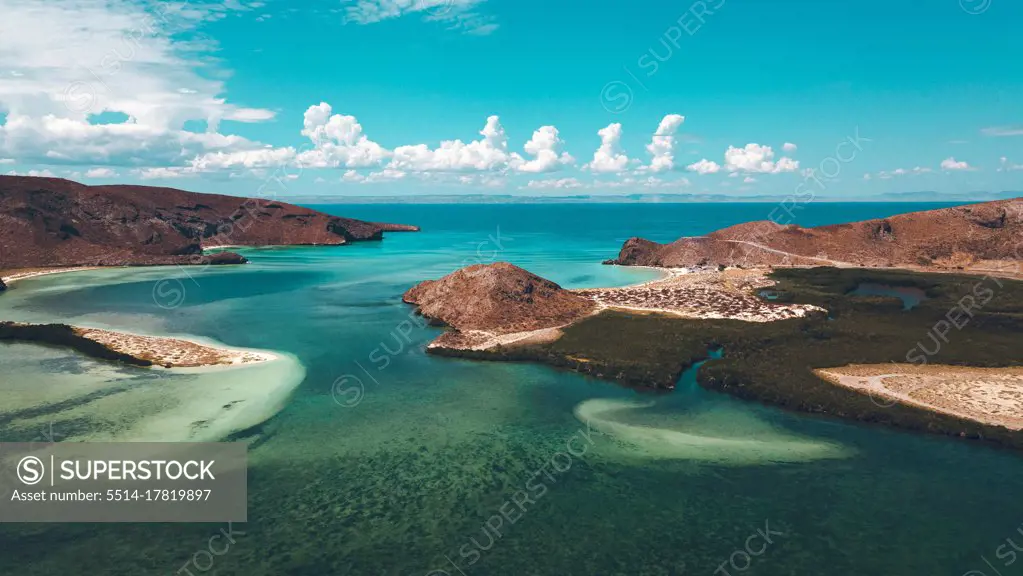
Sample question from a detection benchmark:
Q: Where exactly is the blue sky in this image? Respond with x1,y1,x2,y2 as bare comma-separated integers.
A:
1,0,1022,198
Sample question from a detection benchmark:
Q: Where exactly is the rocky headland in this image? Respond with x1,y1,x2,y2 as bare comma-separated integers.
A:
0,175,418,270
608,198,1023,275
403,262,597,349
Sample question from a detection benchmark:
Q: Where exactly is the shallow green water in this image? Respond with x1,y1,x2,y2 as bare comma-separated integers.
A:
1,203,1021,576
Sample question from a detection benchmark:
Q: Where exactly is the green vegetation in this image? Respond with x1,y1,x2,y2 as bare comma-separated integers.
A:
447,267,1023,448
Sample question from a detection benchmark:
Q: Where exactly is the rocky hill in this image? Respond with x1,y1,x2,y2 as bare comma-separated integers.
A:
0,176,418,269
609,198,1023,270
403,262,597,336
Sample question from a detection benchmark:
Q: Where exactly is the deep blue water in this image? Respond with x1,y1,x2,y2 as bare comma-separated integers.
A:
2,202,1020,576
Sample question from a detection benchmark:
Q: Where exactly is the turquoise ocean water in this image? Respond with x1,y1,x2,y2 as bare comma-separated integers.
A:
1,203,1021,576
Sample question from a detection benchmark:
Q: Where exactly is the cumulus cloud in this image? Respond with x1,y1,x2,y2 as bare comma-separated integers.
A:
0,114,260,167
6,169,56,177
134,167,194,180
190,147,299,172
585,123,629,173
517,126,574,173
940,157,973,171
295,102,390,169
782,142,797,152
389,115,518,172
687,144,797,176
184,104,576,178
687,159,722,175
723,144,799,174
644,114,685,172
84,168,118,178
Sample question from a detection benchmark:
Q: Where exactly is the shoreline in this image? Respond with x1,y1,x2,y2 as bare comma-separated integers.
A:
1,267,102,285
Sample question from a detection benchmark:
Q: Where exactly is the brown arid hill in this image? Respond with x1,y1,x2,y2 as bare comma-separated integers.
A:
0,176,418,270
403,262,597,336
609,198,1023,271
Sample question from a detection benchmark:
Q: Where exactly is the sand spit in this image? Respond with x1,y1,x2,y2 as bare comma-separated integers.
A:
76,327,276,368
574,398,850,464
1,321,276,369
575,268,825,322
814,364,1023,431
1,267,101,285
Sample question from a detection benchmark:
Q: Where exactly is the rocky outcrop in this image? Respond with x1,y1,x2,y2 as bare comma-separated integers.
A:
608,198,1023,270
374,222,421,232
0,176,416,269
403,262,597,336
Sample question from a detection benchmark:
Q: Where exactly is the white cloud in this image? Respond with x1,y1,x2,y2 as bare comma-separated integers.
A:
524,177,584,190
0,0,272,128
782,142,797,152
0,158,14,165
940,157,973,171
84,167,118,178
644,114,685,172
456,174,505,188
296,102,390,169
0,114,260,167
981,126,1023,137
190,147,298,172
0,0,275,170
743,176,757,183
342,0,497,35
517,125,574,173
724,143,799,174
870,166,933,179
998,157,1023,172
687,159,722,175
134,167,194,180
342,169,365,183
389,115,518,172
584,123,629,173
6,169,56,177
